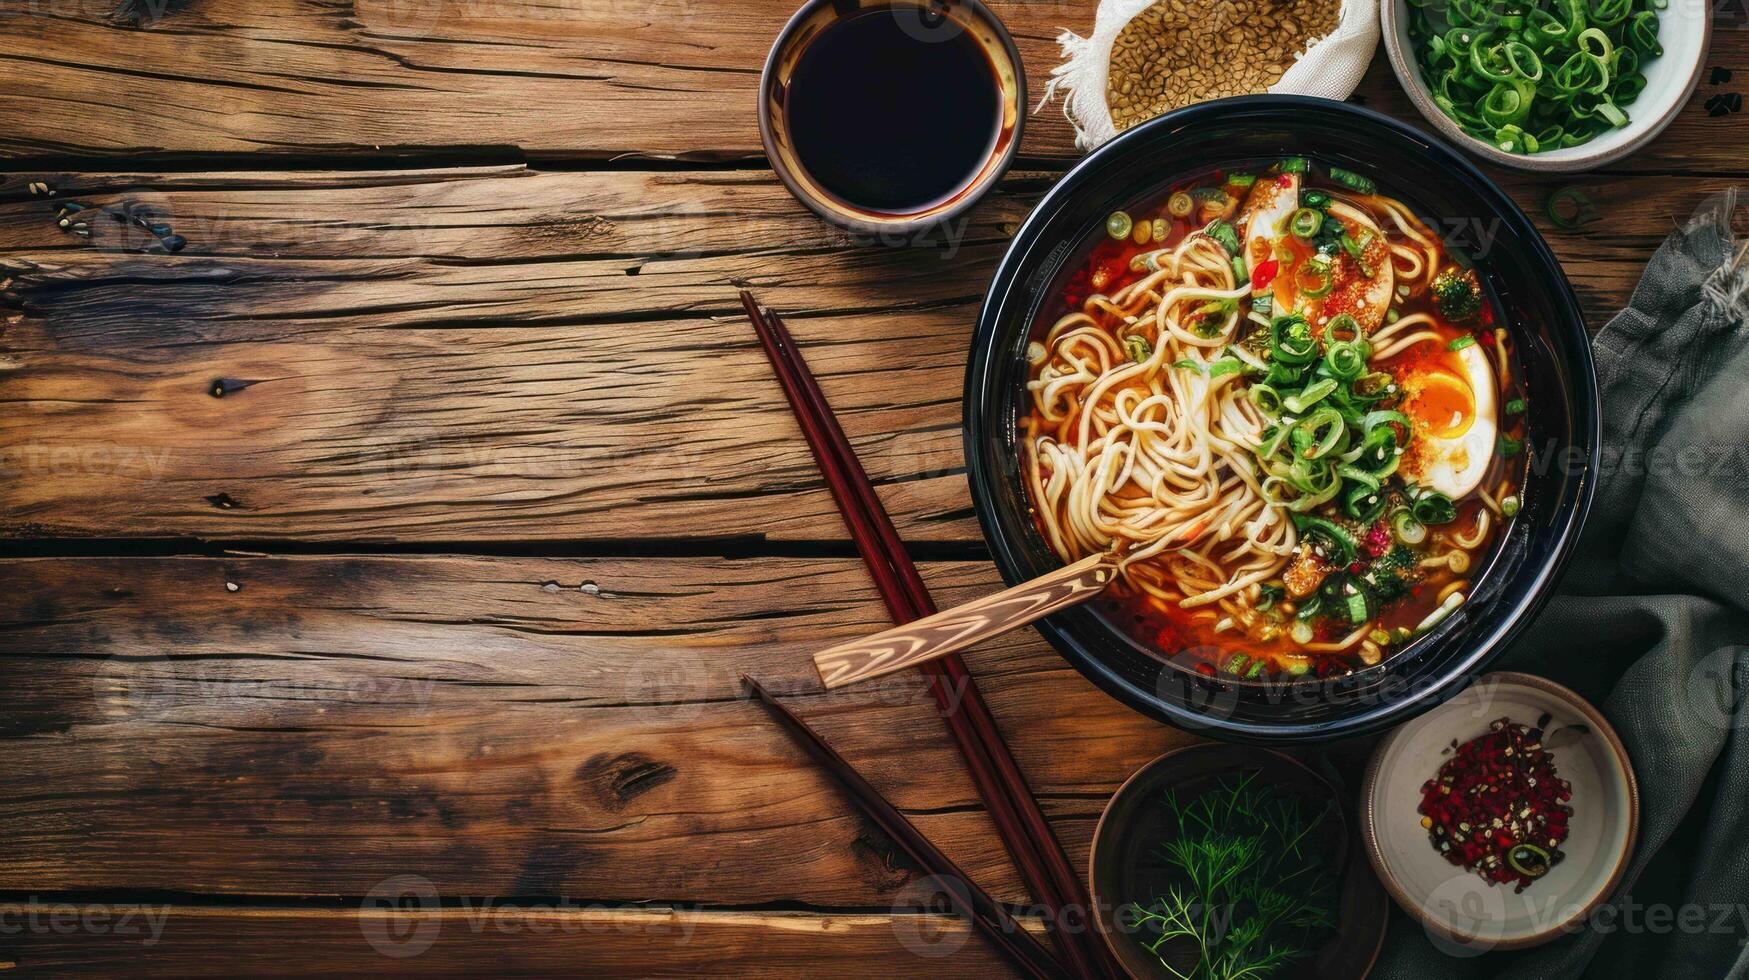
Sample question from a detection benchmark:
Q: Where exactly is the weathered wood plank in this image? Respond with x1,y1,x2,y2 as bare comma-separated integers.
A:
0,905,1032,976
0,554,1199,902
0,0,1741,167
0,166,1718,543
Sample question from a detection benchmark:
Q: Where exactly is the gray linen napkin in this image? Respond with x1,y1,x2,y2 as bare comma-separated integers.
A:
1374,191,1749,979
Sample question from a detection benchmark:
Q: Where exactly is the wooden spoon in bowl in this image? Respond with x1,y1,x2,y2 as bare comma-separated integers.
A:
813,550,1122,689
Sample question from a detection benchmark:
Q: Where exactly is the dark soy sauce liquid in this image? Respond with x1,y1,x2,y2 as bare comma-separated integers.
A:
785,9,1000,214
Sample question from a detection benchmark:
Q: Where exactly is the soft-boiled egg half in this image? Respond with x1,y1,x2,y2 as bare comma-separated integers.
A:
1307,206,1394,332
1397,343,1497,499
1239,172,1298,271
1237,177,1394,332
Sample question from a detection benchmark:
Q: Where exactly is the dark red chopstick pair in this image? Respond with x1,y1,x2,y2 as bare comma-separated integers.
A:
742,676,1065,980
739,291,1117,980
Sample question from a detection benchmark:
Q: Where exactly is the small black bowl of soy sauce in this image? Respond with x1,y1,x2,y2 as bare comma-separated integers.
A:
759,0,1023,236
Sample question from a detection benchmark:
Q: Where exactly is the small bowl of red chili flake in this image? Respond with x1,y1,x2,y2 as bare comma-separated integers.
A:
1361,673,1638,951
1420,717,1572,893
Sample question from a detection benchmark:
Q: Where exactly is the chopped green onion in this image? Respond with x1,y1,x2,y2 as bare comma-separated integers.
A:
1325,313,1365,345
1343,587,1371,625
1505,397,1526,415
1363,410,1411,442
1248,384,1283,415
1279,157,1309,174
1449,334,1478,351
1499,435,1524,457
1177,357,1243,377
1168,192,1195,218
1501,494,1522,518
1508,843,1552,878
1412,491,1458,526
1293,514,1358,566
1323,340,1367,381
1340,229,1376,276
1106,211,1132,239
1391,509,1428,545
1338,464,1381,491
1408,0,1659,156
1283,378,1339,414
1327,167,1376,193
1126,336,1153,363
1270,314,1318,365
1289,620,1315,645
1206,220,1241,255
1413,591,1466,635
1344,482,1387,523
1289,208,1323,238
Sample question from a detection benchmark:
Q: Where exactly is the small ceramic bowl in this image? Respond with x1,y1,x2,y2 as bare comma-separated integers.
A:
1361,672,1638,951
1381,0,1711,172
1090,745,1388,979
758,0,1024,236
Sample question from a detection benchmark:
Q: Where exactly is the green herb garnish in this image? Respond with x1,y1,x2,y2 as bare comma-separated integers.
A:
1124,773,1338,980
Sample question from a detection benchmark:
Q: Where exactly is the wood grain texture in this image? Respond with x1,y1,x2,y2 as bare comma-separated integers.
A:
816,552,1116,688
1,0,1737,972
0,905,1036,976
0,553,1200,903
0,166,1730,543
0,0,1742,165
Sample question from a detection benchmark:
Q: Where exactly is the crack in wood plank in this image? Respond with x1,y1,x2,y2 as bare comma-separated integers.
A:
0,166,1726,544
0,0,1742,166
0,553,1195,906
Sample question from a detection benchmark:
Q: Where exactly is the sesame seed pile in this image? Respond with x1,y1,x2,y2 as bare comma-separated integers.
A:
1106,0,1341,132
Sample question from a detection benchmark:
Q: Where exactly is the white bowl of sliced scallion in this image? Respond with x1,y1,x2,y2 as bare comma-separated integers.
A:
1382,0,1711,172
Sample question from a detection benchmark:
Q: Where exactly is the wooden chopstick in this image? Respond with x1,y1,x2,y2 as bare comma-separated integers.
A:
740,293,1103,978
742,676,1068,980
740,292,1117,980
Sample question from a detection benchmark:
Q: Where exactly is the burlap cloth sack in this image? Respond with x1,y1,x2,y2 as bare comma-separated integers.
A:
1042,0,1379,152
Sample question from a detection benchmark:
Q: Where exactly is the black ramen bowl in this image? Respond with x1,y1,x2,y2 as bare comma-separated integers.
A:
965,96,1599,744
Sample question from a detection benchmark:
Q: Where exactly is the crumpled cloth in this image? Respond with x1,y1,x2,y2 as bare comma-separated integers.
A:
1374,192,1749,977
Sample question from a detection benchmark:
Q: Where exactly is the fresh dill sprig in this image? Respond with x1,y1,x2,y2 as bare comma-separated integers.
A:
1122,771,1338,980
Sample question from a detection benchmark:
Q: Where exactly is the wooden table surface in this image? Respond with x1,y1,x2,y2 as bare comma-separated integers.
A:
0,1,1742,974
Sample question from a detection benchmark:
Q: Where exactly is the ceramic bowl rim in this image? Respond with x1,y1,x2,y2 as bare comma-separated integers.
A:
1358,670,1641,949
1088,743,1388,978
1379,0,1713,172
756,0,1025,235
964,95,1603,743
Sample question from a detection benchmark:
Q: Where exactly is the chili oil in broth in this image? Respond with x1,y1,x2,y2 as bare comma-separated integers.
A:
1022,160,1529,682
